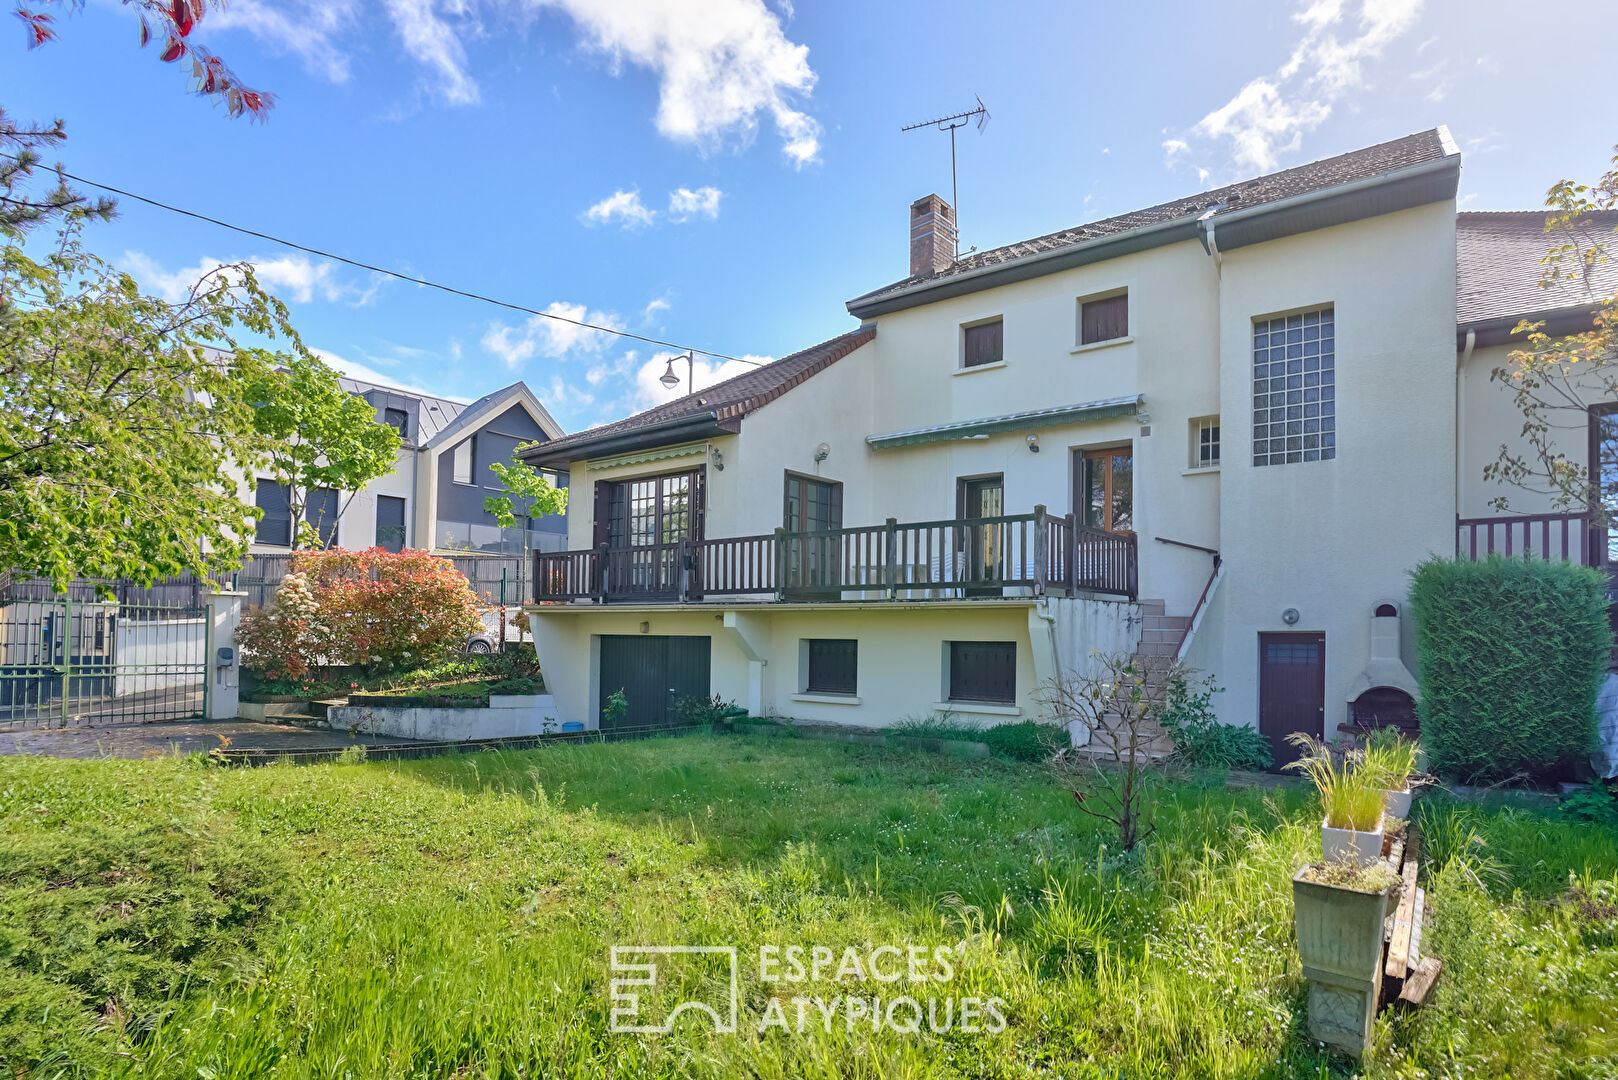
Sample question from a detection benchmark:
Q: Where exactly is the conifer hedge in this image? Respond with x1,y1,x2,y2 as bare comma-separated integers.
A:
1409,555,1611,782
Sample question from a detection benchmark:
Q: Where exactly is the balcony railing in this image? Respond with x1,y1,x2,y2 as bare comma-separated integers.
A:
1455,512,1607,566
533,506,1138,604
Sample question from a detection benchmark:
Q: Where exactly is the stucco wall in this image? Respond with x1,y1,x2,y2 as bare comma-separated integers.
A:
1202,200,1458,732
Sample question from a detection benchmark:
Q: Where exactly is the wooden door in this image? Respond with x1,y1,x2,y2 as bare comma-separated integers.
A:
1076,448,1134,533
598,635,712,729
603,470,702,600
1258,632,1325,769
957,476,1005,596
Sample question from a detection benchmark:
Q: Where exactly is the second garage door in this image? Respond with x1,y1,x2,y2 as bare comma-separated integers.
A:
598,635,712,729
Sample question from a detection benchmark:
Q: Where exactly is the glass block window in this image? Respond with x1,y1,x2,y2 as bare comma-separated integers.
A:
1252,307,1334,466
1190,416,1220,468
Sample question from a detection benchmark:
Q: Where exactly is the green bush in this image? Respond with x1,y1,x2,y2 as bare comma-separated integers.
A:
1159,676,1272,771
978,721,1071,761
1410,555,1611,783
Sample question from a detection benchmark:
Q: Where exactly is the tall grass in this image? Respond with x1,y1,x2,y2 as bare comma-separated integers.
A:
1,737,1614,1078
1359,730,1419,792
1284,733,1384,830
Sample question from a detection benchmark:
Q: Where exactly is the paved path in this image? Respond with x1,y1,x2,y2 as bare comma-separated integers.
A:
0,718,414,759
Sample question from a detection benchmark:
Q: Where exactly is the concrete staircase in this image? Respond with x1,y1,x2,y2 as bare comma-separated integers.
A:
1077,599,1185,762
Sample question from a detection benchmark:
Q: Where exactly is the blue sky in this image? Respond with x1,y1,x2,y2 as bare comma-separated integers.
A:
4,0,1610,430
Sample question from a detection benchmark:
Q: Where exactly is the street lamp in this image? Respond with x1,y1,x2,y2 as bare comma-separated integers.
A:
659,351,694,394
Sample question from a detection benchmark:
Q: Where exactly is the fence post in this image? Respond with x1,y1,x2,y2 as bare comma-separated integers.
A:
60,589,71,728
1127,534,1140,600
500,568,508,648
1032,504,1048,597
773,527,787,602
594,543,610,603
677,537,692,603
885,518,899,600
1064,512,1078,593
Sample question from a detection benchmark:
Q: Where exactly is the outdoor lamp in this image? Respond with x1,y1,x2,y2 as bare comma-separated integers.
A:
660,352,694,392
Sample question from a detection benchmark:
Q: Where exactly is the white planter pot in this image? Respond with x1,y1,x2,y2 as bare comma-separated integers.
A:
1321,814,1385,867
1380,786,1412,818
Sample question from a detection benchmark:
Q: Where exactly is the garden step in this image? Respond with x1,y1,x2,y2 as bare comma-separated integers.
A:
1136,598,1166,616
1133,640,1181,657
1139,627,1185,643
1141,614,1191,630
308,698,348,720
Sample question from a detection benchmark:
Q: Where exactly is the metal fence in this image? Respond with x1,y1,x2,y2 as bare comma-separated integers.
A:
231,552,526,610
0,581,209,729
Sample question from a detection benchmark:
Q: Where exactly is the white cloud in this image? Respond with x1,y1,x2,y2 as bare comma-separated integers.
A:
527,0,821,166
1162,138,1190,157
1176,0,1424,173
210,0,359,82
122,251,380,305
668,185,722,221
582,189,657,228
312,348,472,402
481,301,623,368
642,297,672,320
384,0,481,105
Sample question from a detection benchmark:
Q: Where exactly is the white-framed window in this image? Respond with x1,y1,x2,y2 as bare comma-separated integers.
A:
1078,290,1128,345
1189,416,1221,469
1252,306,1335,467
452,437,475,484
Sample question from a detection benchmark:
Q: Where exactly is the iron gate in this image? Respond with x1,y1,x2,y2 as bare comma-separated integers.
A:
0,583,209,728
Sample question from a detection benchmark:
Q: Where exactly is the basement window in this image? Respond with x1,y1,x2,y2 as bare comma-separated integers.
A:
804,639,858,696
947,640,1016,704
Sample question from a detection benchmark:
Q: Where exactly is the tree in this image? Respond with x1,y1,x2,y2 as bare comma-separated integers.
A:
1043,652,1188,852
15,0,272,119
1486,146,1618,521
241,350,403,549
0,228,299,587
484,453,570,531
0,110,113,238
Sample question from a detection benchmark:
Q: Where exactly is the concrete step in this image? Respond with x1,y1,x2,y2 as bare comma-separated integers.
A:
1134,640,1181,657
309,698,348,720
1140,627,1184,643
1136,598,1166,616
1142,614,1191,631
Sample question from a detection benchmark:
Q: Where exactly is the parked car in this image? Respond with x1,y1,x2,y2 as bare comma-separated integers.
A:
467,607,522,654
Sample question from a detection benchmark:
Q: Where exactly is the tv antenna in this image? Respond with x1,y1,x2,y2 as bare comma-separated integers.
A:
902,95,990,259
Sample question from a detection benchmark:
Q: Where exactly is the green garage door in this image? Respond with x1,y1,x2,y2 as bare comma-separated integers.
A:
598,635,711,730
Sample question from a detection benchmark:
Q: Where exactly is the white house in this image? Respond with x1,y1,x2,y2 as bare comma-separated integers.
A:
247,377,569,558
519,127,1615,763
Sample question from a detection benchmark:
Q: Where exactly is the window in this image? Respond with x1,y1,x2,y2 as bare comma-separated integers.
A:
1252,306,1335,466
384,407,409,439
1190,416,1221,468
1080,292,1129,345
452,437,475,484
306,487,339,548
253,479,292,546
962,318,1004,368
1077,449,1133,532
805,639,857,695
783,473,842,533
948,641,1016,704
376,494,407,553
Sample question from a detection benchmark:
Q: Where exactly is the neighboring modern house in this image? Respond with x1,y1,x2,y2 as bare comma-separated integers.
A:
248,377,570,558
519,126,1615,759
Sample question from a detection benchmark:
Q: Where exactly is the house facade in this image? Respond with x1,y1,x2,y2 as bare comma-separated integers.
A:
520,127,1614,759
248,378,570,559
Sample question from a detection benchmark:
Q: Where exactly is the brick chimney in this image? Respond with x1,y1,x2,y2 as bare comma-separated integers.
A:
909,194,956,278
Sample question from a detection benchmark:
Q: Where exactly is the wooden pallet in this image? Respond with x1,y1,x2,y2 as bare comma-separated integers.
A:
1381,825,1442,1008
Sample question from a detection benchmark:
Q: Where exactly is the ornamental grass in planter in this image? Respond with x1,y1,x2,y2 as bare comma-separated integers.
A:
1359,729,1420,818
1286,734,1385,867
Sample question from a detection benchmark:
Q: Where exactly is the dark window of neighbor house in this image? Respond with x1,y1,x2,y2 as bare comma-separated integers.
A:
806,639,857,695
384,407,409,439
376,495,407,553
1253,306,1335,466
963,319,1004,368
453,437,475,484
253,479,292,546
949,640,1016,704
306,487,340,548
1080,293,1129,345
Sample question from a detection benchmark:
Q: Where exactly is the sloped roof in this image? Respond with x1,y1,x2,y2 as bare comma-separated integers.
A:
337,376,467,444
849,127,1460,316
1457,210,1618,327
523,328,875,466
427,382,563,449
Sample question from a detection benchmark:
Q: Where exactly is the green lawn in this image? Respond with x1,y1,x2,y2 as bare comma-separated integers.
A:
2,735,1616,1079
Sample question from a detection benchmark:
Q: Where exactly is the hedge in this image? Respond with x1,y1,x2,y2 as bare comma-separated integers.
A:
1409,555,1611,782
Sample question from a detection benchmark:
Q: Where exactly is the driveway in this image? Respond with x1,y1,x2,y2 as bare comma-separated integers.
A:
0,718,414,759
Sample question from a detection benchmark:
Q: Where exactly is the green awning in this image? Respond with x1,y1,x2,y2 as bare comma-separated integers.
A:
865,395,1141,450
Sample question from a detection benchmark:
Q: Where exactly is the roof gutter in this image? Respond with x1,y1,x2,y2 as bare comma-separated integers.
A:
1457,303,1602,349
519,411,729,469
849,151,1461,320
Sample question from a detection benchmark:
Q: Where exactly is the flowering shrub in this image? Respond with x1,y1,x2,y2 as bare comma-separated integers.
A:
237,548,484,679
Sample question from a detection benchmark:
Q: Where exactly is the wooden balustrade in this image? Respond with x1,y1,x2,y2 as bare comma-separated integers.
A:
533,509,1139,603
1455,512,1605,565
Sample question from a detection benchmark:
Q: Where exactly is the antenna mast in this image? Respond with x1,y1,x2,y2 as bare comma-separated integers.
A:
901,95,990,260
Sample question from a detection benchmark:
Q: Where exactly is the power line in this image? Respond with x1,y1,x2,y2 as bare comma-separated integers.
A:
3,153,759,365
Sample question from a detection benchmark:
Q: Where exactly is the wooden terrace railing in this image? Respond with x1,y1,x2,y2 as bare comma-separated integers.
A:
534,506,1138,604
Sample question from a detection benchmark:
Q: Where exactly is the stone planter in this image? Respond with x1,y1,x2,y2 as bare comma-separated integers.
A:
1321,814,1385,867
1293,866,1395,1055
1380,786,1413,818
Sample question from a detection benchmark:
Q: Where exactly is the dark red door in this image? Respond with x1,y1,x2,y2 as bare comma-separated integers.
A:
1258,632,1325,769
